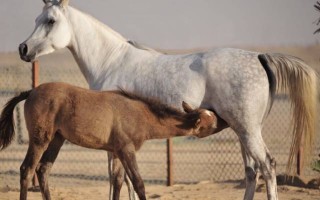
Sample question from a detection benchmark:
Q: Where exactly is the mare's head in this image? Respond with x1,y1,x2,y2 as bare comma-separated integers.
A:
315,2,320,34
181,102,219,138
19,0,71,62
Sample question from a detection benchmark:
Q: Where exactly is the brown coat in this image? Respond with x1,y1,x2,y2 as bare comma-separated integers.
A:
0,82,228,200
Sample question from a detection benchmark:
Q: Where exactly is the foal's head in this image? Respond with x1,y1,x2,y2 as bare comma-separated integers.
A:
181,101,218,138
19,0,71,62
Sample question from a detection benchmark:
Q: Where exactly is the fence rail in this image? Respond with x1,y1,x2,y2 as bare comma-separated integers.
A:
0,53,319,189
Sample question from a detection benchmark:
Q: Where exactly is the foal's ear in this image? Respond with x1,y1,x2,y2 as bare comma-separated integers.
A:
195,118,201,129
182,101,194,113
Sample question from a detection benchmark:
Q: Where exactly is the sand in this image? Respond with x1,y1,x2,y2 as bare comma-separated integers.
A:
1,180,319,200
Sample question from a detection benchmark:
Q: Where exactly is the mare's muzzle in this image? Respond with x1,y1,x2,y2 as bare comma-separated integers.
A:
18,43,33,62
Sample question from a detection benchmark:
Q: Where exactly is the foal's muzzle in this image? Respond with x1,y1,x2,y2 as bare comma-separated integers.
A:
18,43,33,62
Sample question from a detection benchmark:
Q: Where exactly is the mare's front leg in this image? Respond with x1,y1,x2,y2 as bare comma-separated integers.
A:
108,152,138,200
108,152,114,199
36,133,65,200
124,172,138,200
117,144,146,200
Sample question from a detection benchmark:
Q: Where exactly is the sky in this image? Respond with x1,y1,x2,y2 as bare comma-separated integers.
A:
0,0,319,52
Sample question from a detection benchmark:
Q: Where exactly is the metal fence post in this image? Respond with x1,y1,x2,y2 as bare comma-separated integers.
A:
32,60,40,188
167,138,173,186
32,60,39,88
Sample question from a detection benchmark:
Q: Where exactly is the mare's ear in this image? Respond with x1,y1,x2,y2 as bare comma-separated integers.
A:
42,0,61,5
315,2,320,34
60,0,69,7
315,1,320,12
182,101,194,113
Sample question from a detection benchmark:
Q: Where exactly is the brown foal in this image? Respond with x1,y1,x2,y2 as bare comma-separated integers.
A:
0,82,227,200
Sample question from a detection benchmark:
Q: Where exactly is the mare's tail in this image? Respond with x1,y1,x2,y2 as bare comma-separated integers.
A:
0,90,31,150
258,53,318,174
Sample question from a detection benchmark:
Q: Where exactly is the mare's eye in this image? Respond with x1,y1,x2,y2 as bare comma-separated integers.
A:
47,19,55,26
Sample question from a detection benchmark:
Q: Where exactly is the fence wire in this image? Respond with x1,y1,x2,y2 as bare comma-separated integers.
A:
0,50,319,190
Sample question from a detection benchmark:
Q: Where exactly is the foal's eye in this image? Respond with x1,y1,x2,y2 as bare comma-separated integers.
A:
47,19,55,26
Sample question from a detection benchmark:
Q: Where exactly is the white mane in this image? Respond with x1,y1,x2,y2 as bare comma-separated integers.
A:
77,8,127,42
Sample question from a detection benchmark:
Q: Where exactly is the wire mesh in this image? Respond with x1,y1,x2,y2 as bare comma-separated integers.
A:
0,49,319,191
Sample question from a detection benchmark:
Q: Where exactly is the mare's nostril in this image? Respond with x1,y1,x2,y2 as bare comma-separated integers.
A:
19,44,28,56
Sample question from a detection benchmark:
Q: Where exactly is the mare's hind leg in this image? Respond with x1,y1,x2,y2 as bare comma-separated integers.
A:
237,128,278,200
20,142,50,200
36,133,65,200
117,145,146,200
240,143,259,200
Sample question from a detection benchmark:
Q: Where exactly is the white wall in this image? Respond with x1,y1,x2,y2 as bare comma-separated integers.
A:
0,0,319,52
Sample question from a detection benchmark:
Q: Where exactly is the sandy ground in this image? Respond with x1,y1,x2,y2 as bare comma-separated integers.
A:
0,180,319,200
1,46,320,199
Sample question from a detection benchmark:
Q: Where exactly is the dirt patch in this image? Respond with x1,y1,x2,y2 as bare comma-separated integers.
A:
1,180,319,200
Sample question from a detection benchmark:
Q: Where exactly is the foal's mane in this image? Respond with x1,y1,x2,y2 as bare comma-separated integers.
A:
117,90,200,124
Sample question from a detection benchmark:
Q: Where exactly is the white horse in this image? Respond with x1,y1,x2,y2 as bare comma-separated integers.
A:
18,0,318,200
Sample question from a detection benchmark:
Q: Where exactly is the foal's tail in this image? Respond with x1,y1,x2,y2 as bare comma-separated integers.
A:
0,90,31,150
258,53,318,174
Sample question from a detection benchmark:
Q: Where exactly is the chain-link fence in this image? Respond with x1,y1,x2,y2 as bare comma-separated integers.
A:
0,48,319,190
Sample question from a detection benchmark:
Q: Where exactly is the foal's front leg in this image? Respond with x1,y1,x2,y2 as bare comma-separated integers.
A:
117,145,146,200
110,154,125,200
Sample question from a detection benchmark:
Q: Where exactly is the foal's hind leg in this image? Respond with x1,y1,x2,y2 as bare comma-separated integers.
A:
20,142,50,200
237,128,278,200
36,133,65,200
